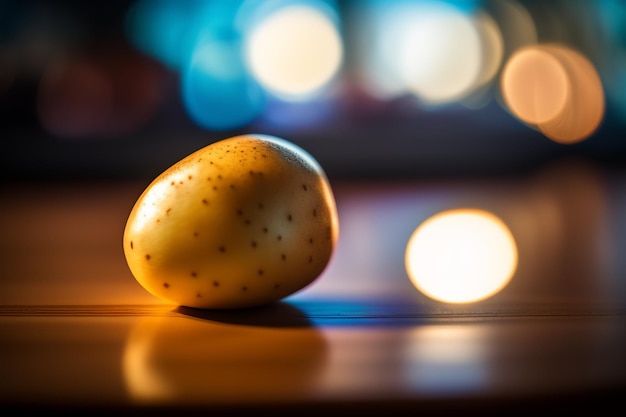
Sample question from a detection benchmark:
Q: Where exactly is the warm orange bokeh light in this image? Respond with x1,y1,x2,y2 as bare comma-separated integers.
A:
538,45,605,144
501,47,569,125
501,44,605,144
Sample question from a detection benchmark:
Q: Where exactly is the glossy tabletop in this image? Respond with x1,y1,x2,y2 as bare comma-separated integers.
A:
1,159,625,415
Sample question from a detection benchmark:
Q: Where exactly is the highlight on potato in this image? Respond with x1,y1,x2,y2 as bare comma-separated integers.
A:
123,134,339,309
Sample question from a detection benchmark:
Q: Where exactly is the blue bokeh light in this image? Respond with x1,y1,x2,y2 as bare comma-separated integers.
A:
125,0,345,131
125,0,198,70
182,34,266,131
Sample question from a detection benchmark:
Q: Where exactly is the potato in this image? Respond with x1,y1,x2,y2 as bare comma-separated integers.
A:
123,134,339,309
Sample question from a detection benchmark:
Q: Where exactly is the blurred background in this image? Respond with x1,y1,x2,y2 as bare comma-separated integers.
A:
2,2,626,408
1,0,625,182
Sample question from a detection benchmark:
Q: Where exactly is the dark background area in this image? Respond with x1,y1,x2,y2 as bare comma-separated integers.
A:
1,0,625,183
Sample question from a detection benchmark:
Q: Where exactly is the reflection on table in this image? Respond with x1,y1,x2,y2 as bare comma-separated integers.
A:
1,158,625,414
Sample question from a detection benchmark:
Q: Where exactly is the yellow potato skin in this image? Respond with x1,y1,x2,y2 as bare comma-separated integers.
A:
123,134,339,309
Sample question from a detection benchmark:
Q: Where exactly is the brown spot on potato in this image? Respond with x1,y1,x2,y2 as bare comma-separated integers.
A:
130,241,134,249
145,254,151,260
191,271,197,278
163,282,169,288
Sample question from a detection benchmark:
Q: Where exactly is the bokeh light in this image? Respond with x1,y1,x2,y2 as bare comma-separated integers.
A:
405,208,518,304
182,35,265,131
125,0,210,70
350,0,407,100
501,47,569,125
486,0,537,57
398,2,483,105
501,44,605,144
243,3,343,100
354,1,508,107
125,0,342,129
3,0,624,149
459,9,505,109
473,10,504,89
596,0,626,121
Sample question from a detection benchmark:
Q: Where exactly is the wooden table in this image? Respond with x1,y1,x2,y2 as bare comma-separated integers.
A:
2,160,625,415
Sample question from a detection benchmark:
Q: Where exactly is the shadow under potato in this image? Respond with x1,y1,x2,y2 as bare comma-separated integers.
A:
175,301,314,328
